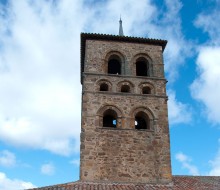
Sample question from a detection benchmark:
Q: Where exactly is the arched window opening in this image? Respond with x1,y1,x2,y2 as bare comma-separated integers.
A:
121,85,130,93
100,83,108,91
142,86,151,94
103,109,117,128
136,57,149,77
135,111,149,130
108,55,121,75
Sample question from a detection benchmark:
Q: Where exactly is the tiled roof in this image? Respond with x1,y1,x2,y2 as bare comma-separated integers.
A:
80,33,167,84
28,176,220,190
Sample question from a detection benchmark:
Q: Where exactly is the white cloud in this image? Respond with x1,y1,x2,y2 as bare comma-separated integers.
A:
168,90,192,125
195,5,220,44
0,172,36,190
41,163,55,176
0,0,82,156
175,152,200,176
0,150,16,167
191,1,220,125
191,47,220,124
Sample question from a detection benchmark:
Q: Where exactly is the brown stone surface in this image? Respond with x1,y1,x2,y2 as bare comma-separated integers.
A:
80,35,172,183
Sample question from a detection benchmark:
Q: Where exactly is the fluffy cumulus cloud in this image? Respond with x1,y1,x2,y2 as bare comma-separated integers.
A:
0,172,36,190
0,0,190,157
41,163,55,176
191,47,220,124
191,3,220,125
176,152,200,176
0,0,83,156
168,90,192,125
0,150,16,167
194,1,220,44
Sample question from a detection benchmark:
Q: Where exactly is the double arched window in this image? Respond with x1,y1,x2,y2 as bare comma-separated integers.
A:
105,52,153,77
98,106,154,130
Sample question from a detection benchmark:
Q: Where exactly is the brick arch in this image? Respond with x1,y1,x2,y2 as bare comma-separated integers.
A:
117,80,134,93
97,105,123,128
130,107,155,130
96,79,113,92
104,51,126,75
138,82,155,94
131,53,153,77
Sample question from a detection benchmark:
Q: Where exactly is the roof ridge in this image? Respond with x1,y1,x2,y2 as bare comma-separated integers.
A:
80,32,167,42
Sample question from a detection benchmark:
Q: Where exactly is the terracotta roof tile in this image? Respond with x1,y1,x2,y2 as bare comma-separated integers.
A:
27,176,220,190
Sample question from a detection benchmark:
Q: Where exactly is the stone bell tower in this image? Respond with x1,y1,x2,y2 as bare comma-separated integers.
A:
80,22,172,184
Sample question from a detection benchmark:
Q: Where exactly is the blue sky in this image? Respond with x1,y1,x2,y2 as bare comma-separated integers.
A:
0,0,220,189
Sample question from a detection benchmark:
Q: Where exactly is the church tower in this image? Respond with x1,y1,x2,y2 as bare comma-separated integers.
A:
80,22,172,184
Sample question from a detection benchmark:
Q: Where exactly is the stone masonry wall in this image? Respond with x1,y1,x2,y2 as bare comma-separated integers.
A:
80,39,172,183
